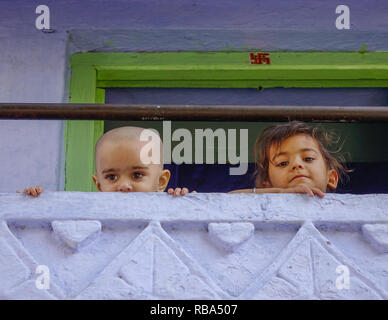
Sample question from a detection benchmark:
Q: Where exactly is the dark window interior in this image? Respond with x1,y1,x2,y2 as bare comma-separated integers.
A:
105,88,388,194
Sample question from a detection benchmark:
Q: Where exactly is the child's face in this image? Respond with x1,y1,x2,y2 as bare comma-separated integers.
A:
92,139,170,193
266,134,338,192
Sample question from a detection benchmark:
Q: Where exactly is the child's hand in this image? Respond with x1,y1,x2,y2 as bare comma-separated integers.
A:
229,185,325,198
16,186,43,197
281,184,325,198
167,187,197,197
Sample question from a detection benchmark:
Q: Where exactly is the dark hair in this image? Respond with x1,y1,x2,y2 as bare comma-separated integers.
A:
254,121,350,188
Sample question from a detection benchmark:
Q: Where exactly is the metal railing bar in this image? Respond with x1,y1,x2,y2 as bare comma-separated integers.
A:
1,103,388,122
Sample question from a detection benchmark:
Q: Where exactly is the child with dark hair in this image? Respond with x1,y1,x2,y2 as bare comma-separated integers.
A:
230,121,349,198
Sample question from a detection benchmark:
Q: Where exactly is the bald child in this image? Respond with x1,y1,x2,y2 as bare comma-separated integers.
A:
22,126,192,197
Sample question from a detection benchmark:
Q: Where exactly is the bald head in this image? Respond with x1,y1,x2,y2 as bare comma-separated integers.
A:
92,126,170,193
95,126,164,171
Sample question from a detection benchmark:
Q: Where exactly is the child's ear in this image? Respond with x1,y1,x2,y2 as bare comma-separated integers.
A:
158,169,171,192
327,169,339,190
92,174,102,192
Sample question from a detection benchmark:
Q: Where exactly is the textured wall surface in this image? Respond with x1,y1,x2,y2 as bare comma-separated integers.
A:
0,192,387,300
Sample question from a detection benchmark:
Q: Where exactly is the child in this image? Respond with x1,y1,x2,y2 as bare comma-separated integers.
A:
229,121,348,197
22,126,192,197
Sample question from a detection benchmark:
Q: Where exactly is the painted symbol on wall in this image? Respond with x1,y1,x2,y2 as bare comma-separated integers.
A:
249,53,271,65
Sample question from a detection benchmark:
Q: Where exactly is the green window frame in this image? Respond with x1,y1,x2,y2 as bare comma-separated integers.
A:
67,51,388,191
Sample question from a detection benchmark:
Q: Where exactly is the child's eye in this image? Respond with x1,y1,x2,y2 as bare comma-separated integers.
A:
304,157,315,162
105,174,117,181
132,172,144,179
276,161,288,167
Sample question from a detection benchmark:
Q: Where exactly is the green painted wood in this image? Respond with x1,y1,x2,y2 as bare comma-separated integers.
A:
64,121,98,191
65,65,104,191
91,89,105,192
96,66,388,81
97,79,388,88
69,66,97,102
71,52,388,67
77,51,388,88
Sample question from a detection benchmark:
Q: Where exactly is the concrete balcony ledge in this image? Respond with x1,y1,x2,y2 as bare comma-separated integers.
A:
0,192,387,300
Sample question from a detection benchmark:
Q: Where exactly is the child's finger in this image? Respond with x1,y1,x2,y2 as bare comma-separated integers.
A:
299,185,314,197
298,185,324,198
31,187,38,197
23,187,44,197
167,188,174,194
308,187,315,197
181,188,189,195
191,190,197,193
312,188,325,198
174,188,182,197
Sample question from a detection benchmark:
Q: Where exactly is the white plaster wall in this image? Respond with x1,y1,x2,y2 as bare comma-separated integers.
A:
0,193,387,300
0,0,388,192
0,120,64,192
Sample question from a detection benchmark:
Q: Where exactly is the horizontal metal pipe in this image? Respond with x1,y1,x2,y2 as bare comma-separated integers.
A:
1,103,388,122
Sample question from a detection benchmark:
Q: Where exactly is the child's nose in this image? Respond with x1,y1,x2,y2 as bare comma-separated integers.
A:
292,158,304,170
118,181,133,193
